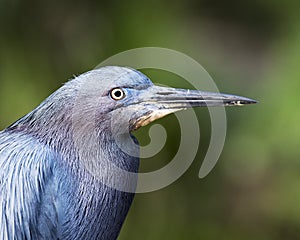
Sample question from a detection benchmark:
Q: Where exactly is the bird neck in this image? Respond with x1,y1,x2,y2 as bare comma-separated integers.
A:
6,103,140,239
7,99,140,182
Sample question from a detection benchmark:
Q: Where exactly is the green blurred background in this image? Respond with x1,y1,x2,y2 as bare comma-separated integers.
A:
1,0,300,239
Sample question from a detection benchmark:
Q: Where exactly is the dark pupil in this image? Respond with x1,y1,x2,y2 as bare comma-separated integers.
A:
114,90,122,98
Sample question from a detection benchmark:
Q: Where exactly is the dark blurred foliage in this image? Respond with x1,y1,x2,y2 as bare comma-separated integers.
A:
1,0,300,239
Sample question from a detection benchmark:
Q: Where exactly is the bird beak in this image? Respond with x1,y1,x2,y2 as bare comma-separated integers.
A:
131,85,257,131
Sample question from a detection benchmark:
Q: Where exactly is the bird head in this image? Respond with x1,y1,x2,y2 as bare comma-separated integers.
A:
69,66,256,135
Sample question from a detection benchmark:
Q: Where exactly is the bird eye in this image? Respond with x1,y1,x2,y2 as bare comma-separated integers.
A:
110,88,125,100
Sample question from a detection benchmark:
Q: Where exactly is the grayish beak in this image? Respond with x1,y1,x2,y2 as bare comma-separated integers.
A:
131,85,257,130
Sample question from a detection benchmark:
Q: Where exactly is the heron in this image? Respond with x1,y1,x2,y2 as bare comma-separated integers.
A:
0,66,256,239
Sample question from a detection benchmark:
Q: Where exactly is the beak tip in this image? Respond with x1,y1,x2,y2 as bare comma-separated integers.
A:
244,98,258,105
221,95,258,106
232,99,258,106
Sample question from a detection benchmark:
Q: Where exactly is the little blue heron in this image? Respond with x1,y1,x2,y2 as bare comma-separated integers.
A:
0,66,256,239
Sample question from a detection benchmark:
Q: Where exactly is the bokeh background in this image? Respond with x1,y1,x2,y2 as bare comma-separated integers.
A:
1,0,299,239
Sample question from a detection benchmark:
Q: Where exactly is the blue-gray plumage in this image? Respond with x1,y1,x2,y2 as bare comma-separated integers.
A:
0,66,256,239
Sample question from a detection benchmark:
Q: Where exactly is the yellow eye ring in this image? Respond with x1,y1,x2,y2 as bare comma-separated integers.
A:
110,88,125,100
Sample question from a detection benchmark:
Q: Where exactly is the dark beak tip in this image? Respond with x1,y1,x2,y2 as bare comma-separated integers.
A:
242,99,258,105
225,97,258,106
245,98,258,104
